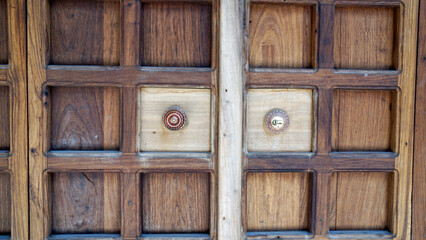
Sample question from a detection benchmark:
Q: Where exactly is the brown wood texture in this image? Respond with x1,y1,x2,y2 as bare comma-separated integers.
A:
50,87,120,151
142,173,210,233
0,86,9,150
332,89,398,152
247,172,311,231
334,6,400,70
50,0,121,65
413,0,426,237
141,2,212,67
51,172,121,234
0,173,10,234
0,0,6,64
329,172,394,231
249,3,316,69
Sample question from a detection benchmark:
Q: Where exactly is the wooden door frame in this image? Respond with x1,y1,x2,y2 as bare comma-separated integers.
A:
412,0,425,238
0,0,28,239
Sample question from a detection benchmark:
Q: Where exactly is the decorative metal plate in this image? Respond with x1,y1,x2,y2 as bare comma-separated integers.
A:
264,109,290,134
163,105,187,131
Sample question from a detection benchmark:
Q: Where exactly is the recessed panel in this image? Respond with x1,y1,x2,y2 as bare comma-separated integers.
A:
249,4,316,69
0,173,10,234
50,0,121,65
332,89,397,152
50,87,120,151
247,89,314,152
139,88,211,152
142,173,210,233
141,2,212,67
0,86,9,150
51,172,121,234
334,6,400,70
0,0,7,64
330,172,394,231
247,172,312,231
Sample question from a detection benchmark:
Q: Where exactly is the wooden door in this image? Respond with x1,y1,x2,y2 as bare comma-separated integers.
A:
28,0,218,239
0,0,28,239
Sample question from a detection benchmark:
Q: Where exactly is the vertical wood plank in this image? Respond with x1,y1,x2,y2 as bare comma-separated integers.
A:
121,173,140,239
0,86,9,150
412,0,426,237
318,1,334,69
0,173,10,234
123,0,140,66
0,0,6,64
218,0,244,239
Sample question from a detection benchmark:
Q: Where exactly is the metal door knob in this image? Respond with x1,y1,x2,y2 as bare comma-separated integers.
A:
163,105,187,131
264,109,289,134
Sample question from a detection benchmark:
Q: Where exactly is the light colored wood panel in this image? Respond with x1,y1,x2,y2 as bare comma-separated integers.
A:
247,89,313,152
0,86,9,150
247,172,311,231
51,172,121,234
330,172,393,230
50,87,120,151
332,90,397,152
0,0,6,64
50,0,121,65
142,173,210,233
141,2,212,67
249,4,315,68
334,6,399,70
0,173,10,234
139,88,211,152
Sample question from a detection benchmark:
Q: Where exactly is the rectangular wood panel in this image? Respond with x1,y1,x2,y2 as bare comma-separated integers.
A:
50,87,120,151
329,172,394,231
50,0,121,65
51,172,121,234
249,3,316,69
0,0,6,64
332,89,397,152
0,86,9,150
142,173,210,233
247,172,312,231
141,2,212,67
0,173,10,234
334,6,400,70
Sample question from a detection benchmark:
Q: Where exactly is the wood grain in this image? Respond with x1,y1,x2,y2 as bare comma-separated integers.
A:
0,86,9,150
139,88,211,152
50,0,121,65
0,0,6,64
141,2,212,67
334,6,399,70
247,89,313,152
142,173,210,233
51,172,120,234
332,90,397,152
249,4,315,68
329,172,393,230
247,172,312,231
50,87,120,151
0,173,10,234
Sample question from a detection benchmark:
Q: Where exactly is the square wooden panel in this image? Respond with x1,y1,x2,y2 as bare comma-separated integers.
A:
249,3,316,69
0,0,7,64
329,172,395,231
332,89,398,152
142,173,210,233
49,0,121,65
50,172,121,234
247,172,312,231
141,2,212,67
247,89,314,152
0,86,9,150
139,88,211,152
334,6,401,70
50,87,120,151
0,173,10,234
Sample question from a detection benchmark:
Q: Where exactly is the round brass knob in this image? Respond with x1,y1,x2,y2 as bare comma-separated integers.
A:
264,109,290,134
163,105,187,131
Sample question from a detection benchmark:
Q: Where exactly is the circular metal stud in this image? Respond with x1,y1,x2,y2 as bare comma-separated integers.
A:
163,105,187,131
264,109,290,134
